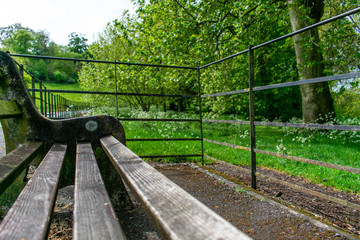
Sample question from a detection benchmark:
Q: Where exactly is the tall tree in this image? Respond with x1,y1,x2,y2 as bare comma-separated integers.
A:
68,32,88,55
288,0,335,123
2,29,33,54
0,24,83,83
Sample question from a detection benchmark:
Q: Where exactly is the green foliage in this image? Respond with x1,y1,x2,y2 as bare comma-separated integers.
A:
334,88,360,117
68,32,88,55
2,29,33,54
0,24,88,84
80,0,359,121
53,70,68,83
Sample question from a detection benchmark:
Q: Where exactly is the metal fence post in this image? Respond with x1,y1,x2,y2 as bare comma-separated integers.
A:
59,96,61,118
61,96,63,118
54,94,56,118
115,60,119,118
40,83,44,114
197,68,204,165
58,95,61,118
49,93,54,118
47,92,51,118
64,98,67,117
248,45,257,190
44,90,47,117
56,95,59,118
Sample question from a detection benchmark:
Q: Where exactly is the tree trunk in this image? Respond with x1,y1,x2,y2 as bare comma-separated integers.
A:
288,0,335,123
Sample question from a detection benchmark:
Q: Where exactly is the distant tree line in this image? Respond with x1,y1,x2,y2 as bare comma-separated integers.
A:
0,23,89,83
79,0,359,122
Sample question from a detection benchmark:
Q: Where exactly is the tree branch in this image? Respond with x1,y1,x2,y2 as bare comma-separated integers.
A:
173,0,198,22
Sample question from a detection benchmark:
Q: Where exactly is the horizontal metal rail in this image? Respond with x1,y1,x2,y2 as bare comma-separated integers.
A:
201,72,360,98
199,49,249,69
204,138,360,175
10,53,197,70
139,154,202,159
29,89,196,98
118,118,200,122
254,72,360,92
201,88,249,98
254,121,360,131
253,7,360,50
203,119,250,125
13,60,46,86
203,119,360,131
126,138,201,142
254,149,360,175
199,7,360,69
203,138,251,151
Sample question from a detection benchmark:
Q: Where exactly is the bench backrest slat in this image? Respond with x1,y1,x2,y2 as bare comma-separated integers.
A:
74,142,127,240
100,135,251,240
0,100,22,119
0,143,67,240
0,141,43,195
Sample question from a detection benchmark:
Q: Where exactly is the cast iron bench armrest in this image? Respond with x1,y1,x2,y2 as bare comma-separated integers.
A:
0,144,67,240
74,142,126,240
100,135,251,240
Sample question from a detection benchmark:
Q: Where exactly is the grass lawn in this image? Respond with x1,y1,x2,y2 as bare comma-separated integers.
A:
91,107,360,194
27,82,85,103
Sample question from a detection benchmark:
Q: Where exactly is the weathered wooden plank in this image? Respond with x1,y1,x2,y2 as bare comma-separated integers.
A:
74,142,126,240
100,135,251,240
0,100,22,119
0,141,43,194
0,144,67,240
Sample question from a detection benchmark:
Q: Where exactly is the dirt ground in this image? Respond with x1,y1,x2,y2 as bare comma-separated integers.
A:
204,161,360,236
48,161,359,240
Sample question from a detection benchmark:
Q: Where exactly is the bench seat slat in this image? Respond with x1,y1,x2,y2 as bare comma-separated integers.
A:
100,135,251,240
74,142,126,240
0,143,67,240
0,141,43,194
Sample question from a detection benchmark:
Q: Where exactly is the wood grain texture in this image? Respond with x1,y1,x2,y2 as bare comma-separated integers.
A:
0,143,67,240
100,135,251,240
0,100,22,119
0,141,43,194
74,142,126,240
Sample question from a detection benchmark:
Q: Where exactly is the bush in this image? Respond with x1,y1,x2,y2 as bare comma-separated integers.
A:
53,70,67,83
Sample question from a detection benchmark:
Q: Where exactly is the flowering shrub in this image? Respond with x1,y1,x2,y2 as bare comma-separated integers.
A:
285,115,360,145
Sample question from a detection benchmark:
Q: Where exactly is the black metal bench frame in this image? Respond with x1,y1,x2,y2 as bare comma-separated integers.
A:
0,51,250,240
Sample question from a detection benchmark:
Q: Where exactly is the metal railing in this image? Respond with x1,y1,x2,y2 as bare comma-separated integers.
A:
9,7,360,189
14,61,89,118
198,7,360,189
10,53,204,161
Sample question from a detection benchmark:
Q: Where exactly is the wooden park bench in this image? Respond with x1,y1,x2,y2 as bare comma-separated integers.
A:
0,51,251,240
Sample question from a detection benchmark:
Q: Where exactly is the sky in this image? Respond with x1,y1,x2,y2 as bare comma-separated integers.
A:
1,0,136,45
